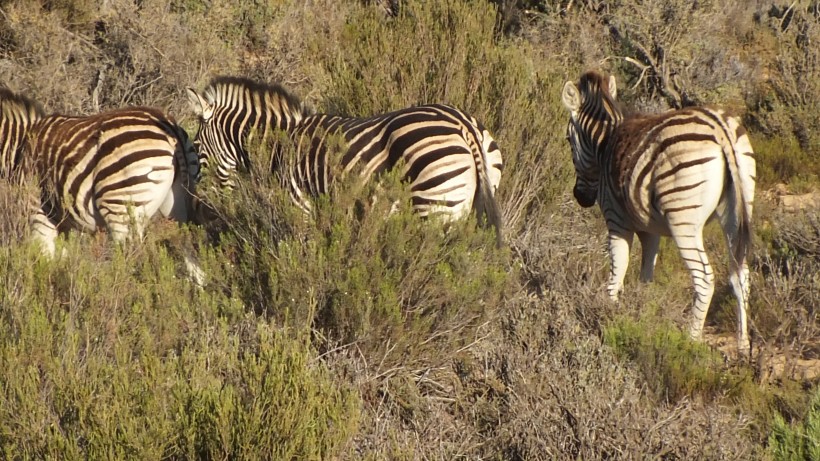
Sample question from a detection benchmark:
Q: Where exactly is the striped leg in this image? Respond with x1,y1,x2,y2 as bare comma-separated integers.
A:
159,180,192,223
159,181,207,286
164,184,207,286
607,230,634,301
715,202,751,356
671,226,714,341
30,207,60,258
102,203,149,244
637,231,660,283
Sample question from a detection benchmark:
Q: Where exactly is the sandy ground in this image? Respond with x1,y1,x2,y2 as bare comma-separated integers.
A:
704,328,820,383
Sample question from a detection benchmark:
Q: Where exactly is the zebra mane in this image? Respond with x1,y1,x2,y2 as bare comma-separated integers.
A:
577,71,623,115
204,76,308,118
0,87,45,119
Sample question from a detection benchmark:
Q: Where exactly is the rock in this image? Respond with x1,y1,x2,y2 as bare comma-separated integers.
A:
779,193,820,212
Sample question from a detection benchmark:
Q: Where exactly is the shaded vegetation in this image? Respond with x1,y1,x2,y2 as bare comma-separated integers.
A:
0,0,818,458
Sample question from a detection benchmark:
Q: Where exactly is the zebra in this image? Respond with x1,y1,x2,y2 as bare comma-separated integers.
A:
0,87,204,282
561,71,756,354
185,76,503,245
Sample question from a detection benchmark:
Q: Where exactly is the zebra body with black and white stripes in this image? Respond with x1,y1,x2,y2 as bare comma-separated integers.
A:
561,71,756,354
186,77,503,244
0,88,203,279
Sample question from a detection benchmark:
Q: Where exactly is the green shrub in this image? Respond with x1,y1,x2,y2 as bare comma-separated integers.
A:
314,0,574,232
751,133,820,192
603,316,754,402
0,227,359,459
768,386,820,461
2,0,820,457
200,142,512,374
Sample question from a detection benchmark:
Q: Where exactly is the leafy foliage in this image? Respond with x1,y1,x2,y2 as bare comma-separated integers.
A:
0,0,818,458
0,236,358,459
603,317,753,402
768,386,820,461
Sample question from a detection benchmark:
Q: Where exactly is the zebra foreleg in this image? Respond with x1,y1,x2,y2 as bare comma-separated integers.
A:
606,230,634,302
30,207,61,258
637,231,660,283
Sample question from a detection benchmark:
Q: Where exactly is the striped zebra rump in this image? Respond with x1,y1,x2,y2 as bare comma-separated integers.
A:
0,88,202,265
25,109,199,237
562,71,756,355
0,88,44,180
284,106,501,222
604,107,755,239
187,77,504,245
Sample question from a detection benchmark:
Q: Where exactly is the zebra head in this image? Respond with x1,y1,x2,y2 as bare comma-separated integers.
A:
0,88,44,178
186,77,306,190
561,71,622,208
186,84,246,189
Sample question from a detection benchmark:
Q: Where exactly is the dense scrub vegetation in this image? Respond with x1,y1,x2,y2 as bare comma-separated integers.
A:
0,0,818,458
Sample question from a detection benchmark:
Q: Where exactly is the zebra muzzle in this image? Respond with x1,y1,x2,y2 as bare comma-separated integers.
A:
573,185,596,208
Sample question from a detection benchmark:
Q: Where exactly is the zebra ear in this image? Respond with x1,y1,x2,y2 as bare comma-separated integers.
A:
608,75,617,99
186,88,214,121
561,81,581,112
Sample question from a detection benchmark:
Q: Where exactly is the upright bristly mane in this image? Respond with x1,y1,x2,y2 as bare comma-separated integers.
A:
0,87,46,177
203,76,308,120
0,87,45,120
577,71,624,122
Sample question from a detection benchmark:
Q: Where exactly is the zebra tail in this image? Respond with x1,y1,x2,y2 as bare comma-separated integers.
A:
475,142,503,248
722,121,753,267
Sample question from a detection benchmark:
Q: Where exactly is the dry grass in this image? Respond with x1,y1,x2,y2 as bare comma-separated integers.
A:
0,0,818,459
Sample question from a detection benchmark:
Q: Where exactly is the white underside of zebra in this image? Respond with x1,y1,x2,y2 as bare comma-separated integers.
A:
562,72,756,355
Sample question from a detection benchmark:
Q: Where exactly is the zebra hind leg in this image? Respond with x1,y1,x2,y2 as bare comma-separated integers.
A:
158,182,207,287
670,226,715,342
637,232,660,283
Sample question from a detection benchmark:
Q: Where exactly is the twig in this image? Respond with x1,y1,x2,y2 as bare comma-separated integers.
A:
781,1,798,33
606,56,651,90
127,26,167,59
311,339,358,364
